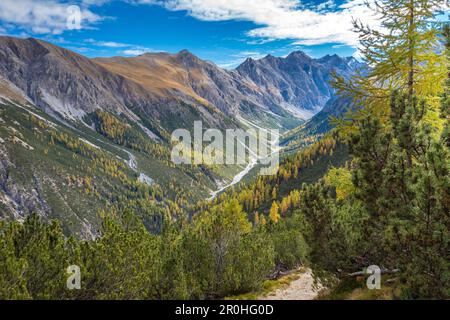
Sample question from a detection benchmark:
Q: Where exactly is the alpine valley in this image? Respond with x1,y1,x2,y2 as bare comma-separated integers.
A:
0,0,448,302
0,35,360,237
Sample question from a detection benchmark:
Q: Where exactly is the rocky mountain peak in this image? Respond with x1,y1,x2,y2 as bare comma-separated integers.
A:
177,49,192,55
286,50,313,61
175,49,201,68
317,53,345,66
238,57,256,70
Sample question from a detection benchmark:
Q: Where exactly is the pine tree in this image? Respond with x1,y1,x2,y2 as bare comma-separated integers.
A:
269,202,280,224
332,0,447,134
254,212,260,226
379,89,450,298
0,221,30,299
327,0,450,297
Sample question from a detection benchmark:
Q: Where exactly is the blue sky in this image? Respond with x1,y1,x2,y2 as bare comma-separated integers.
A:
0,0,446,68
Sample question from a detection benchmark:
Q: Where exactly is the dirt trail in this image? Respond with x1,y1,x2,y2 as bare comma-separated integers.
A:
259,269,322,300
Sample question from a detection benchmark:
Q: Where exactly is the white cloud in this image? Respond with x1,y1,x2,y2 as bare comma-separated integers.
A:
232,51,265,59
317,0,336,11
141,0,380,47
122,49,148,56
122,45,154,55
217,60,242,69
67,46,94,53
218,50,266,69
81,0,111,5
98,41,129,47
123,49,145,55
84,38,154,55
85,38,131,47
0,0,102,35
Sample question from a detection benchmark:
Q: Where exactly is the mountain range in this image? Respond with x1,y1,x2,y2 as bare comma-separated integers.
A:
0,35,362,235
0,36,363,134
236,52,361,119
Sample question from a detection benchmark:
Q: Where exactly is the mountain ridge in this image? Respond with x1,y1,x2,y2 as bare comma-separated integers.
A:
236,50,363,119
0,36,237,138
0,35,362,134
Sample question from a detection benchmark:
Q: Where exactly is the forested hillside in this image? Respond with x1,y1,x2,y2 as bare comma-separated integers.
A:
0,98,223,236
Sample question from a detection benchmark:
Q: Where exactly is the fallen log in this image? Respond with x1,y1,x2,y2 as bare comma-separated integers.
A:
348,268,400,277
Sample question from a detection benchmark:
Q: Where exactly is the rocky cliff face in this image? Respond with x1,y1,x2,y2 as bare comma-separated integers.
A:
0,37,137,119
0,36,235,136
236,52,363,118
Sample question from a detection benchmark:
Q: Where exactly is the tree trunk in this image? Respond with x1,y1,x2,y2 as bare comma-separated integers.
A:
406,0,415,168
408,0,415,101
